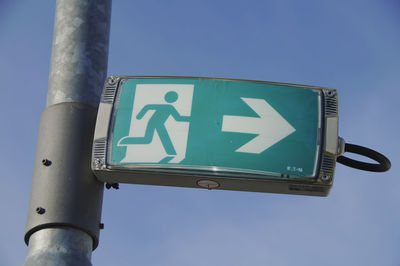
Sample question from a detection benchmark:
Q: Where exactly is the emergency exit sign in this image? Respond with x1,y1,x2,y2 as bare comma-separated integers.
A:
92,77,339,196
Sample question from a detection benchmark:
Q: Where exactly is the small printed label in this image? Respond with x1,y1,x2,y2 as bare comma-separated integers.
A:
286,166,303,173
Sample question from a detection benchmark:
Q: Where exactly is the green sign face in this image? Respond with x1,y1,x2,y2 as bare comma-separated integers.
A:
109,78,321,178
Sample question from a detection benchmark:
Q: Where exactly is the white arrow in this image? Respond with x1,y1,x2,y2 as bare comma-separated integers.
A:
222,97,296,154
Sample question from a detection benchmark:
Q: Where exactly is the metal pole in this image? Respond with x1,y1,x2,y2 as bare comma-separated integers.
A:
24,0,112,265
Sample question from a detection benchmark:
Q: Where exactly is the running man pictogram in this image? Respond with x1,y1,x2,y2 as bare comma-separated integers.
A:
119,91,190,162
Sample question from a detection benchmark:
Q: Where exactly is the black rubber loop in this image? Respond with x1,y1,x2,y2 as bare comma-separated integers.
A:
337,143,391,172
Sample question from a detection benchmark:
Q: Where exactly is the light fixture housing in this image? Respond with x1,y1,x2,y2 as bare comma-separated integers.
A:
92,76,339,196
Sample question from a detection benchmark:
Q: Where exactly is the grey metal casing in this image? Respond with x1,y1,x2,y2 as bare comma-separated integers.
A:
25,103,104,249
92,76,339,196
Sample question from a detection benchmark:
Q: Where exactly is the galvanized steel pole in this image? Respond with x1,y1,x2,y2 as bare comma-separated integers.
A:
24,0,112,265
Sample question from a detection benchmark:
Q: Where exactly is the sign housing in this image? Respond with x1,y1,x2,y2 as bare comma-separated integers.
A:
92,76,339,196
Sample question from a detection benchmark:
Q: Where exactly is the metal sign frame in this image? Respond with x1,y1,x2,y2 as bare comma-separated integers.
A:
92,76,339,196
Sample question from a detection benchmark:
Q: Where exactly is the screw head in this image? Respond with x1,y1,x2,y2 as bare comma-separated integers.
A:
108,77,117,85
327,90,336,97
321,175,331,182
42,159,52,166
94,159,102,167
36,207,45,215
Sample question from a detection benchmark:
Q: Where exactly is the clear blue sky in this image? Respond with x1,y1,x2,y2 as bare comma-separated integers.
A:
1,1,399,265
